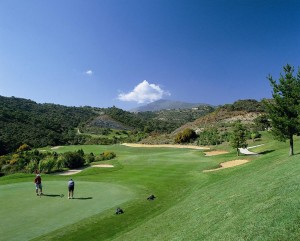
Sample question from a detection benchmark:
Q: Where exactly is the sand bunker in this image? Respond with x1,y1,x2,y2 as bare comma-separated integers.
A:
204,159,249,172
58,169,83,175
92,164,114,168
122,143,209,150
57,164,114,175
51,146,62,150
204,150,229,156
220,159,249,168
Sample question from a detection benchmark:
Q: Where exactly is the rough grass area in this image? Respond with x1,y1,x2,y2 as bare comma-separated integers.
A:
1,132,300,240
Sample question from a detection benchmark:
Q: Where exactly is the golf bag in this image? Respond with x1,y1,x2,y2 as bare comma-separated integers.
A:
147,194,156,200
115,207,124,215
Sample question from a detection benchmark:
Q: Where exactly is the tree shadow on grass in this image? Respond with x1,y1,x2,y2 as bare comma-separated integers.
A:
259,150,275,155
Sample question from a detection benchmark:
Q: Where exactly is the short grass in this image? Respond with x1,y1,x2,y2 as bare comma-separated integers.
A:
1,132,300,240
0,181,135,241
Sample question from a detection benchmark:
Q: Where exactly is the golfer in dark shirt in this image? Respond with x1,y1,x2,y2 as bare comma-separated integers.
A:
68,178,75,199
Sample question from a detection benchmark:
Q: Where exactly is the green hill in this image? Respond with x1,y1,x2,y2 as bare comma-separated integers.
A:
0,96,97,155
140,99,266,145
0,96,213,155
0,96,267,155
2,96,300,240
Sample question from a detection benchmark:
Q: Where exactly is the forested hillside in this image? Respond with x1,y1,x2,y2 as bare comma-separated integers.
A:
140,99,268,145
173,99,266,134
102,106,214,133
0,96,97,155
0,96,265,155
0,96,213,155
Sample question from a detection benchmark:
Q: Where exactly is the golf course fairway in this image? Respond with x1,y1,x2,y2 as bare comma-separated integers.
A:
1,136,300,240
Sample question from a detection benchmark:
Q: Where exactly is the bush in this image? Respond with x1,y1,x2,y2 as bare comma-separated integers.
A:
17,144,31,152
26,160,38,173
175,128,197,143
63,151,85,169
96,151,116,161
56,156,65,170
39,157,56,173
197,128,221,145
85,153,95,164
85,137,115,145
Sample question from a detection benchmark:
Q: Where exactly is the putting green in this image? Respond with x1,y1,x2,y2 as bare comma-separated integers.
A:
0,181,135,241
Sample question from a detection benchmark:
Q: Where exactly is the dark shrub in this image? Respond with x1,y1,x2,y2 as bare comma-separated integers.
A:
63,152,85,168
96,151,116,161
85,153,95,164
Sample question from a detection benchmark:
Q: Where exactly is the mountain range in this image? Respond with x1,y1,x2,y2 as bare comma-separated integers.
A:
130,99,212,112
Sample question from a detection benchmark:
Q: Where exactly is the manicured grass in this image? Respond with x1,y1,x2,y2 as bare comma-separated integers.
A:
2,133,300,240
0,181,135,241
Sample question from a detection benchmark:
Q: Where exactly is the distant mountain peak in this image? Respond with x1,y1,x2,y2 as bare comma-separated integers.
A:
130,99,212,112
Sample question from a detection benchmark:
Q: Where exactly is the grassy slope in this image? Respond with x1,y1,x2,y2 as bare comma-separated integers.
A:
2,133,300,240
117,142,300,241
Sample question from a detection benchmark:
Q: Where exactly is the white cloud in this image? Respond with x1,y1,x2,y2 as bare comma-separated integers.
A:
118,80,170,103
85,70,93,75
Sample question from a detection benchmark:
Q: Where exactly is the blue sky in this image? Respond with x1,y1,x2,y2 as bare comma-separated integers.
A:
1,0,299,110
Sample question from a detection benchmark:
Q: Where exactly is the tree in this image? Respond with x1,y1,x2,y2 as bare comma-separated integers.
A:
263,64,300,156
230,121,248,156
175,128,197,144
250,131,261,143
17,143,31,152
197,127,221,145
77,148,85,157
253,114,271,131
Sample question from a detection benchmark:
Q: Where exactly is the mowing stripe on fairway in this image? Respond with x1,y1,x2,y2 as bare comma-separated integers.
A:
0,181,135,241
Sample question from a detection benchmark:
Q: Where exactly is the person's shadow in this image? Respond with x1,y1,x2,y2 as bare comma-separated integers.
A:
72,197,93,200
42,194,63,197
42,194,93,200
